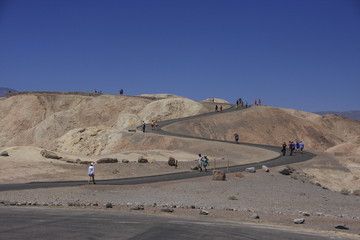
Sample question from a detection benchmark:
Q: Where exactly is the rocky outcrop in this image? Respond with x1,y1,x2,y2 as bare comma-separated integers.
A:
0,151,9,156
278,167,291,175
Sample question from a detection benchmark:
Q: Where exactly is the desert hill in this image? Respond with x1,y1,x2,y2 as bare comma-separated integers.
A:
0,92,359,192
0,87,17,97
315,110,360,121
163,106,360,152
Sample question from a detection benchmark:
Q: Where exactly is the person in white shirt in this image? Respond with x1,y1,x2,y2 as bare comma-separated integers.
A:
88,163,96,184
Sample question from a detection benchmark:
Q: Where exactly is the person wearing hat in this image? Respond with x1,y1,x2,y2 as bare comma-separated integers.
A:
88,163,96,184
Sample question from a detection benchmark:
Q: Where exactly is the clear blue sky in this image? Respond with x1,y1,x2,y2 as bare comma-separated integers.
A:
1,0,359,112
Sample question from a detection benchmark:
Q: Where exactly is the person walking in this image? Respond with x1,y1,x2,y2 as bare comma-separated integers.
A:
88,163,96,184
282,142,287,156
142,121,146,133
197,154,204,172
299,141,304,153
234,133,239,144
215,105,218,112
202,155,209,172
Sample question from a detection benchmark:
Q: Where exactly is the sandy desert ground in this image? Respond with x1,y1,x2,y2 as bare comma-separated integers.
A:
0,92,360,238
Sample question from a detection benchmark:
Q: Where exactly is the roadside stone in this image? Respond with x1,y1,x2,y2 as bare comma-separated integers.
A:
278,167,291,175
293,218,305,224
0,151,9,156
40,150,62,160
105,203,113,208
138,156,149,163
97,158,118,164
262,165,270,172
161,208,174,213
122,159,129,163
245,167,256,173
212,170,226,181
200,210,209,215
251,213,260,219
131,205,144,210
302,212,311,216
335,224,349,230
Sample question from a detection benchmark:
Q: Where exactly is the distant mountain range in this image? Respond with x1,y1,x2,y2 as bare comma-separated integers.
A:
0,87,17,97
315,111,360,121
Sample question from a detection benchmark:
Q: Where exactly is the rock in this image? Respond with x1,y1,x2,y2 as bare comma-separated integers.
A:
278,167,291,175
293,218,305,224
212,170,226,181
96,158,118,164
335,224,349,230
245,167,256,173
40,150,62,160
105,203,113,208
262,165,270,172
131,205,144,210
138,156,149,163
168,157,178,168
302,212,311,217
191,166,199,170
0,151,9,156
251,213,260,219
122,159,129,163
79,160,93,165
200,210,209,215
161,208,174,213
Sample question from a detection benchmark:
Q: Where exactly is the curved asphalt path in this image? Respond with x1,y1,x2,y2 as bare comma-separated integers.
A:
0,104,315,192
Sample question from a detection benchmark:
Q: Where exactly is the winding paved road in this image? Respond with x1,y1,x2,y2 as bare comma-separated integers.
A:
0,104,315,192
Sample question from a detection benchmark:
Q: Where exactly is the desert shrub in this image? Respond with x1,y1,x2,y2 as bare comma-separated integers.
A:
352,189,360,196
340,188,350,195
228,195,238,200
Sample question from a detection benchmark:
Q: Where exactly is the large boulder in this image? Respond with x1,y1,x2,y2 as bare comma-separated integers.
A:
40,150,62,160
212,170,226,181
97,158,118,164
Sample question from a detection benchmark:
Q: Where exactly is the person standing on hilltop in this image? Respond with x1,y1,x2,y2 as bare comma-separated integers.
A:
88,163,96,184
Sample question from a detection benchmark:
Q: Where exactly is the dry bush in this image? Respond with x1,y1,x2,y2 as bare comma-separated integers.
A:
352,189,360,196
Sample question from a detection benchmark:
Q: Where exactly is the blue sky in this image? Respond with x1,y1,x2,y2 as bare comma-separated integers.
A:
1,0,359,112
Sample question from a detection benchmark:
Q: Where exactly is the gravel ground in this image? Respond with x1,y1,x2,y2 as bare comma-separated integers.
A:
1,167,360,238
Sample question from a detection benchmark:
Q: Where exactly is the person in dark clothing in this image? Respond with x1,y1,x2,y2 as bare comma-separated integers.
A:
142,121,146,133
281,142,287,156
234,133,239,144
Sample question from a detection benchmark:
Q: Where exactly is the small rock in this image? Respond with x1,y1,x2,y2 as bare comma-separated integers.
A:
335,224,349,230
251,213,260,219
293,218,305,224
278,167,291,175
262,165,270,172
245,167,256,173
97,158,118,164
200,210,209,215
0,151,9,157
302,212,311,217
40,150,62,160
191,166,199,170
105,203,113,208
138,156,149,163
161,208,174,213
122,159,130,163
131,206,144,210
